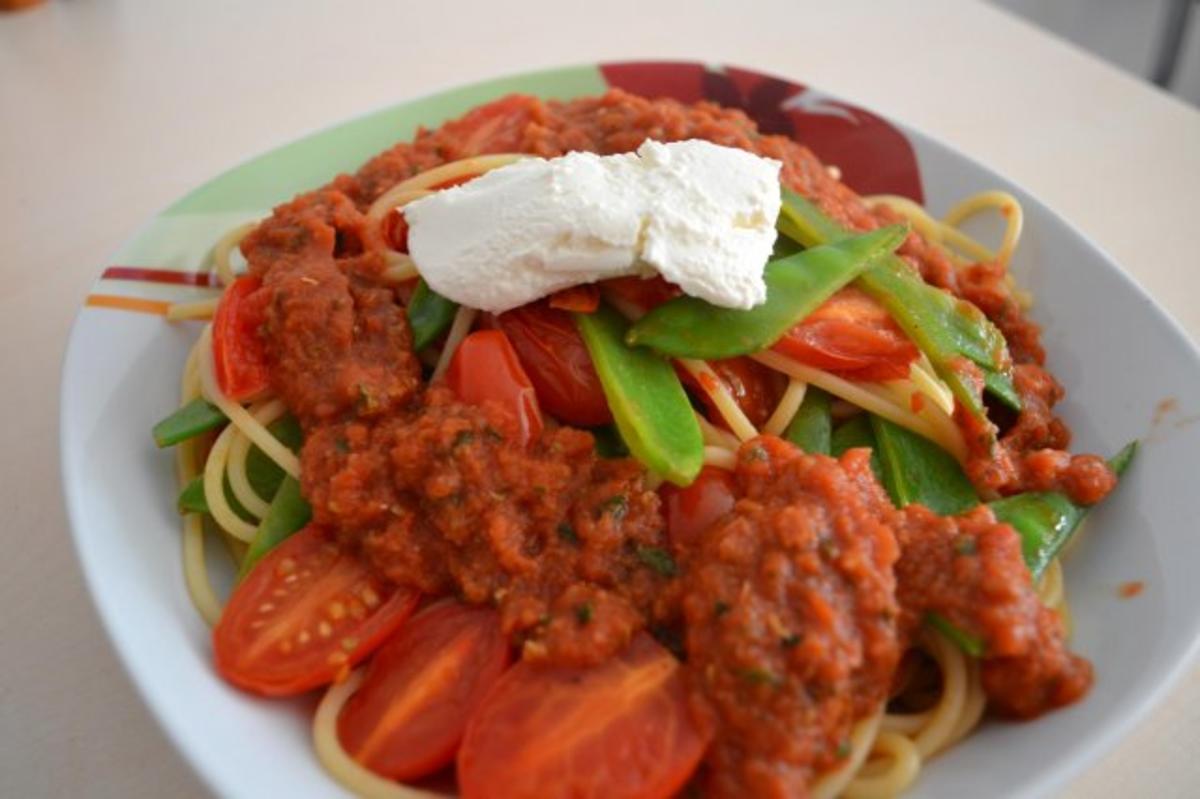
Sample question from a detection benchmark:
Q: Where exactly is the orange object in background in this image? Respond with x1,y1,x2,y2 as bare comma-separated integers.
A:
0,0,47,12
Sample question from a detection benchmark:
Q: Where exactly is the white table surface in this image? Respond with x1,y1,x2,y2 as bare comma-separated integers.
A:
3,0,1199,796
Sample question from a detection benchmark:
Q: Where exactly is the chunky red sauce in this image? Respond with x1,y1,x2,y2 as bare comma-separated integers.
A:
681,441,901,797
240,90,1101,796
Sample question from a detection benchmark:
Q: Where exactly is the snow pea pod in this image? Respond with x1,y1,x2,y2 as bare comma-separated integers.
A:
407,278,458,352
575,304,703,486
870,415,978,515
152,397,225,448
238,476,312,579
625,225,907,359
990,441,1137,580
784,386,832,455
777,189,1020,424
175,415,303,516
829,415,883,483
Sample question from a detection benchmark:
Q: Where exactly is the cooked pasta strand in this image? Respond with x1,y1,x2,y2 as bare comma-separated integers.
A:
677,359,758,442
763,379,808,436
703,446,739,471
197,326,301,478
314,670,449,799
751,351,967,462
212,221,257,286
431,306,478,382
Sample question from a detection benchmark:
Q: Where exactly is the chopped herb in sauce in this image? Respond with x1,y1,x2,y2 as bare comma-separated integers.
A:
737,667,782,687
744,444,769,462
483,425,504,442
334,437,350,454
636,546,679,577
452,430,475,449
714,600,732,617
650,625,686,661
598,494,629,521
575,603,593,625
356,383,378,412
556,522,580,546
780,633,801,649
954,536,978,556
835,738,852,759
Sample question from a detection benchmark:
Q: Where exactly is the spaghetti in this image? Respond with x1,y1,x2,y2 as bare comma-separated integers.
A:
154,91,1119,799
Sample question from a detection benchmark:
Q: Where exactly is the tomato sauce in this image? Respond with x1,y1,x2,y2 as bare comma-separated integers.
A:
238,89,1099,794
894,505,1092,717
681,440,901,797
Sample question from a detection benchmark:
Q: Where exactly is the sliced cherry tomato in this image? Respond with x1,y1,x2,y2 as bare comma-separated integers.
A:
383,208,409,253
337,601,510,781
446,330,544,445
661,466,737,549
547,284,601,314
773,286,918,382
495,303,611,427
458,633,709,799
212,275,271,401
679,357,786,428
213,525,419,697
601,275,681,315
439,94,539,157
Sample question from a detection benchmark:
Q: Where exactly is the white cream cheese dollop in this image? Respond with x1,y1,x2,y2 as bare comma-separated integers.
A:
403,139,782,313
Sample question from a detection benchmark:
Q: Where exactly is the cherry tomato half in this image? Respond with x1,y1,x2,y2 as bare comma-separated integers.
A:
212,276,271,401
446,329,544,445
773,287,918,381
601,275,681,315
495,303,611,427
661,466,737,549
337,601,510,781
681,357,787,429
458,633,710,799
213,525,419,697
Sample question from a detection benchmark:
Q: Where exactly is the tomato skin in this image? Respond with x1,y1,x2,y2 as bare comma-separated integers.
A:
661,467,736,549
446,330,545,445
677,357,785,429
686,357,786,428
337,601,510,781
602,275,681,314
213,525,419,697
547,284,601,314
495,304,612,427
773,287,918,382
212,276,271,401
383,208,410,253
457,633,710,799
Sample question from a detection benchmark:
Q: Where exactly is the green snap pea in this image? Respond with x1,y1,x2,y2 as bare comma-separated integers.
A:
590,424,630,459
777,188,1020,429
575,305,703,486
990,441,1137,580
244,415,303,499
238,476,312,579
783,386,832,455
176,476,209,515
175,415,303,518
869,415,978,515
926,612,985,656
407,278,458,351
152,398,226,448
625,225,907,359
829,415,883,483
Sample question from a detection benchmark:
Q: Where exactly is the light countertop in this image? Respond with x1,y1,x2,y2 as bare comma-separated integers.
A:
3,0,1199,796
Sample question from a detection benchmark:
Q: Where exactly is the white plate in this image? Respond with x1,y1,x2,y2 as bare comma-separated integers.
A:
59,62,1200,798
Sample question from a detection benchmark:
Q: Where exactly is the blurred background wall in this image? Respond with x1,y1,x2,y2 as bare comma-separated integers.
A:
991,0,1200,106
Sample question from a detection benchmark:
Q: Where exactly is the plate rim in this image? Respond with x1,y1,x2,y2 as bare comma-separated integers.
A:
58,59,1200,799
